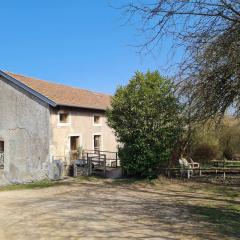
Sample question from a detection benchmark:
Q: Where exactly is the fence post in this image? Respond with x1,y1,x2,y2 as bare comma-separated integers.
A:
73,163,77,177
98,151,100,165
104,155,106,177
87,153,91,175
90,157,93,175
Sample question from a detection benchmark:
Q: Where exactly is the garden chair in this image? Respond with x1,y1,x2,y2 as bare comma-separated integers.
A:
188,158,200,169
179,158,193,179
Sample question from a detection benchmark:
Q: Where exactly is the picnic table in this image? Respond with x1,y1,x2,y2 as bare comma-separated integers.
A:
164,166,240,181
211,159,240,167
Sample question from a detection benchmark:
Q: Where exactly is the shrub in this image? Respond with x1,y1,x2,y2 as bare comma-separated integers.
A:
223,146,234,160
219,123,240,158
192,143,218,163
107,71,183,178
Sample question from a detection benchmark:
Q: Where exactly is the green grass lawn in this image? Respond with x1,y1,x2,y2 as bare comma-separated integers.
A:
0,179,66,191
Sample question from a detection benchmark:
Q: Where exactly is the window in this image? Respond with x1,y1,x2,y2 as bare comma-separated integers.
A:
94,115,101,125
59,113,69,123
58,111,71,126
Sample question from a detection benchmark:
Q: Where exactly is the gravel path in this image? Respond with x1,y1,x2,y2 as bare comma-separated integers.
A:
0,178,239,240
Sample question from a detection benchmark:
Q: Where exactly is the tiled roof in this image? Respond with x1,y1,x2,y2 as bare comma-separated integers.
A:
4,72,112,110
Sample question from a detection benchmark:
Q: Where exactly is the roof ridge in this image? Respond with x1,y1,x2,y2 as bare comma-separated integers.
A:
4,71,112,97
1,70,112,110
0,70,57,107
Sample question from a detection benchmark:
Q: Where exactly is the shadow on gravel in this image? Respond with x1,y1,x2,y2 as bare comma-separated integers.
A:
185,204,240,238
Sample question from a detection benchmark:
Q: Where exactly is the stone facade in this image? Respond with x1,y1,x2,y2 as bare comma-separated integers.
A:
0,76,51,183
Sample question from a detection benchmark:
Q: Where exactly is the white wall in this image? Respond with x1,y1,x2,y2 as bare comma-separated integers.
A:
50,107,118,163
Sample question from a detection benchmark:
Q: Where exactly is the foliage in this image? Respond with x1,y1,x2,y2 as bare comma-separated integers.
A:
223,146,234,160
189,117,240,161
107,71,183,178
191,143,218,164
120,1,240,120
219,120,240,157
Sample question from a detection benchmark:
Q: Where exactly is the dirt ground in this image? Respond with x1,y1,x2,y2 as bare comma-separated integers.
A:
0,177,239,240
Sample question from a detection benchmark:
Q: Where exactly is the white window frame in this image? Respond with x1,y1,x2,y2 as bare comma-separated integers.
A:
58,111,71,126
92,133,103,151
93,115,102,126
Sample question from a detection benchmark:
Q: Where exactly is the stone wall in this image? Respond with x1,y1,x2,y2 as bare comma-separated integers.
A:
0,76,51,183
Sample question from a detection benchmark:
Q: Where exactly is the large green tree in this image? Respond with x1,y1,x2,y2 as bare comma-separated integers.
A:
107,71,183,178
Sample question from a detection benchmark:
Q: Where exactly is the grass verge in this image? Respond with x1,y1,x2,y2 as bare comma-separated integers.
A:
0,179,66,192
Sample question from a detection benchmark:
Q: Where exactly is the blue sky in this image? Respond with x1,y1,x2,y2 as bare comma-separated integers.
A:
0,0,179,94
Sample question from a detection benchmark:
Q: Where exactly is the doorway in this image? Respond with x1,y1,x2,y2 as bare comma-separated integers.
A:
94,135,101,152
70,136,80,160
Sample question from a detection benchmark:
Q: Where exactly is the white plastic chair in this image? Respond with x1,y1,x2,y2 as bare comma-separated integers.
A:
189,158,200,169
179,158,193,179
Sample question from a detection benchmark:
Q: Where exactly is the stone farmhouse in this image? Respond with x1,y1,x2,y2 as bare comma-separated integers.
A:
0,70,118,183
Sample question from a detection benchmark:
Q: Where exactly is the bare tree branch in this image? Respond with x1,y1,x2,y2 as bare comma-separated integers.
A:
118,0,240,121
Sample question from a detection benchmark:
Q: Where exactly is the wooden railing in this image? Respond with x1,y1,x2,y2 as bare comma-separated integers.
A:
53,150,120,177
84,150,120,167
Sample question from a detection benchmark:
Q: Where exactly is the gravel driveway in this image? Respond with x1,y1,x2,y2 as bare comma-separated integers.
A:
0,178,239,240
